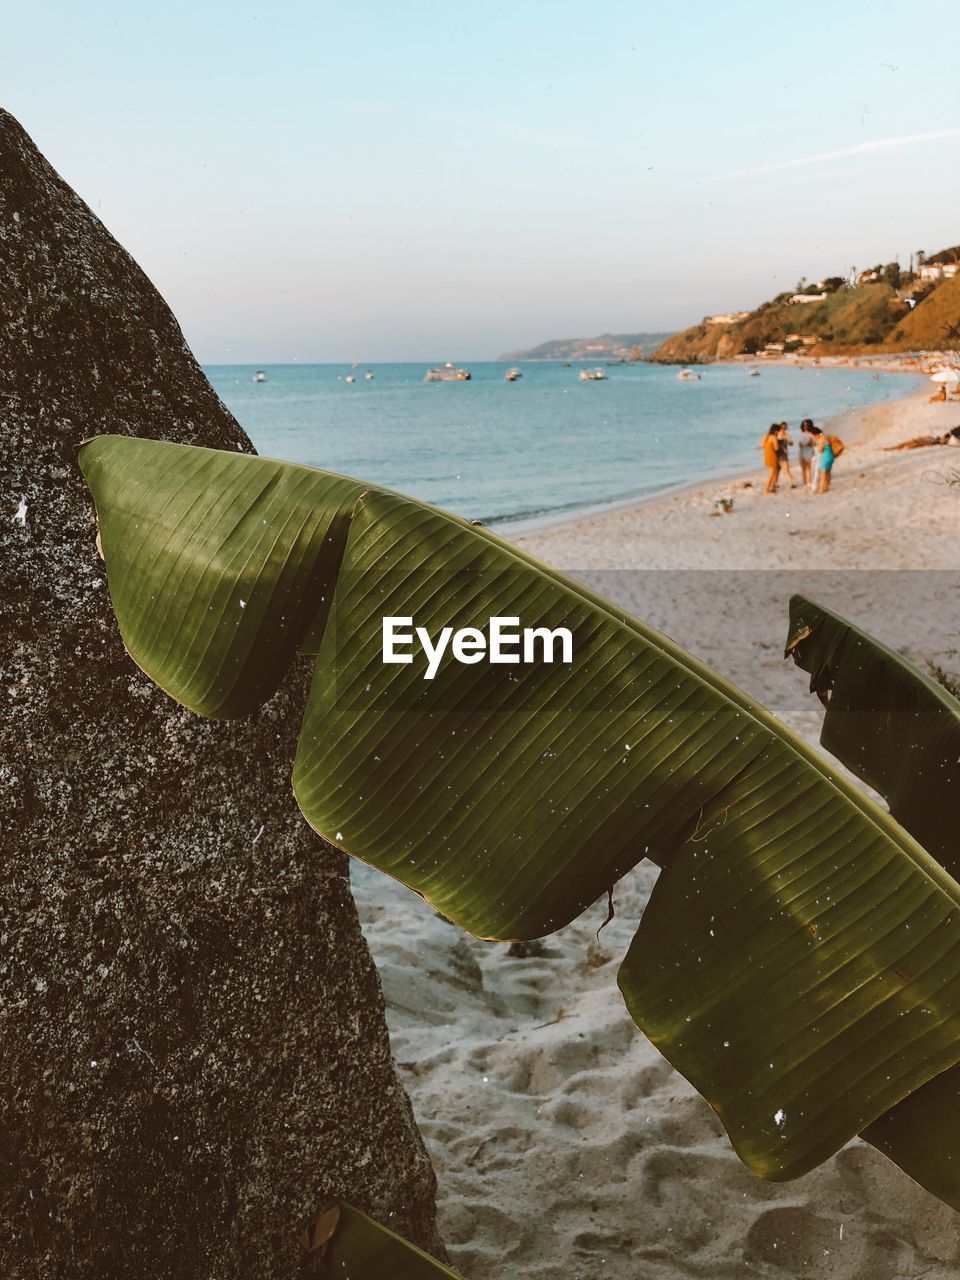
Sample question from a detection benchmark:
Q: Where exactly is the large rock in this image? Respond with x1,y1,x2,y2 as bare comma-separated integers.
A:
0,109,445,1276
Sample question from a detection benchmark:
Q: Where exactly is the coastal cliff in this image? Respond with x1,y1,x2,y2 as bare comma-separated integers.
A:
649,262,960,364
0,109,445,1276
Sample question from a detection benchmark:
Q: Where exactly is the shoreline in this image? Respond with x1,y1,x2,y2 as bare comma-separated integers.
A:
512,384,959,571
718,350,951,375
496,370,928,540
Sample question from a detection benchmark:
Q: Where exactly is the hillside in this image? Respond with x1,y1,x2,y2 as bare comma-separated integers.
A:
498,332,670,361
886,274,960,350
649,269,960,364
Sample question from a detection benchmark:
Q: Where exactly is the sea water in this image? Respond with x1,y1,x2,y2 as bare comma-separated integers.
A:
205,362,923,530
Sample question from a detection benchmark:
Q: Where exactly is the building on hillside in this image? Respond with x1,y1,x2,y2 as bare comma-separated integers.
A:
919,262,960,281
855,270,880,284
790,292,827,304
704,311,751,325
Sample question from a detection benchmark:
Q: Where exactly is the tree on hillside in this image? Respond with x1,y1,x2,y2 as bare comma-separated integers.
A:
883,262,901,290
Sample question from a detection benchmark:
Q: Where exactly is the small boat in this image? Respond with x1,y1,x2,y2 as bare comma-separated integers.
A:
676,368,702,381
504,367,522,381
252,370,267,383
579,367,607,381
345,374,356,383
425,363,471,382
746,368,761,377
364,371,374,381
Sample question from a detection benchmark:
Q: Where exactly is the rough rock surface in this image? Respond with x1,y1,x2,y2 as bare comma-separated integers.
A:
0,109,445,1277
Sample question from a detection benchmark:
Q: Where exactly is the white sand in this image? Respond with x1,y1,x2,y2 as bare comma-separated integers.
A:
353,385,960,1279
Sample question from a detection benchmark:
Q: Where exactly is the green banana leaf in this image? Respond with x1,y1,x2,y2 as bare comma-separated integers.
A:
786,593,960,1207
80,435,960,1191
786,593,960,878
302,1202,462,1277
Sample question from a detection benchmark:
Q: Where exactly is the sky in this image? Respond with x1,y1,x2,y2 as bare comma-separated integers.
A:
5,0,960,361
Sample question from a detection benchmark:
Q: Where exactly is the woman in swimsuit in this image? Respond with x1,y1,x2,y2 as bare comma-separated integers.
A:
808,423,823,489
816,433,834,493
761,423,781,493
777,422,797,488
798,418,815,489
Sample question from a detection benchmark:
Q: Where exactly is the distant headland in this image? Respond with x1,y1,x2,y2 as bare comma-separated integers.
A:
497,333,671,362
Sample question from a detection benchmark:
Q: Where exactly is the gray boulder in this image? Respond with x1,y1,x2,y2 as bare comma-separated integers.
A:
0,109,445,1277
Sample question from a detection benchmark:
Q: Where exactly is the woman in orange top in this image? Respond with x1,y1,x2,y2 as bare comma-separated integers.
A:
761,423,781,493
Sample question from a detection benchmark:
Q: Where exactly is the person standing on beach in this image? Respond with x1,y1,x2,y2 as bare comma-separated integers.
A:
798,419,816,488
808,423,823,490
762,424,781,493
816,432,835,493
777,422,797,488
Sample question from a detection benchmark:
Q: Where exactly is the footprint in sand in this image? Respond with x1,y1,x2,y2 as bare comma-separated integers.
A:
440,1198,526,1255
746,1206,876,1277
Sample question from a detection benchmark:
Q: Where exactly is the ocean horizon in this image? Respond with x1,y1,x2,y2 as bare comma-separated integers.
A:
205,361,924,530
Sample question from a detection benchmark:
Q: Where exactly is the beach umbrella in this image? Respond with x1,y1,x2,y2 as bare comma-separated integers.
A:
930,368,960,383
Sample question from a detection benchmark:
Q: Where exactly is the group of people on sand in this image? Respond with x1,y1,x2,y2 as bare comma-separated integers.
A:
762,419,842,495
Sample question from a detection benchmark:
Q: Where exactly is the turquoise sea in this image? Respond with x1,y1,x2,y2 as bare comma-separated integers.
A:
205,362,923,530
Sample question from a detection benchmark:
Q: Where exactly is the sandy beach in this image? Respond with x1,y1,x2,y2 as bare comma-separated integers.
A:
352,383,960,1280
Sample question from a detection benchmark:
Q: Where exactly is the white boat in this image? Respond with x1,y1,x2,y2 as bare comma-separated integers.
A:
252,370,267,383
364,371,374,380
676,368,702,381
579,367,607,381
425,363,471,382
504,367,522,381
345,374,356,383
746,368,761,377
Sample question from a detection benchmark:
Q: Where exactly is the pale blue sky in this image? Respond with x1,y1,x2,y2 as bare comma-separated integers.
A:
6,0,960,360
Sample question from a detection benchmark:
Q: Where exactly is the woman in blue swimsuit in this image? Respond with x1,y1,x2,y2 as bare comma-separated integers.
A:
816,434,834,493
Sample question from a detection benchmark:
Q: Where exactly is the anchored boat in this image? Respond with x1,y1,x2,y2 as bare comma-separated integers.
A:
425,363,471,382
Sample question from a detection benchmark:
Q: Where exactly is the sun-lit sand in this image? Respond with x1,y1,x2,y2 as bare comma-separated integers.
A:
352,385,960,1280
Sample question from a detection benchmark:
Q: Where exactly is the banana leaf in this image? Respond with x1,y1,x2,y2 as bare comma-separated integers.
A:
80,435,960,1189
787,593,960,1206
786,593,960,878
302,1203,461,1277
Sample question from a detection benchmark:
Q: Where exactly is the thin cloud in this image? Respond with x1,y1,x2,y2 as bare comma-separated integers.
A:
784,167,848,186
712,127,960,180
